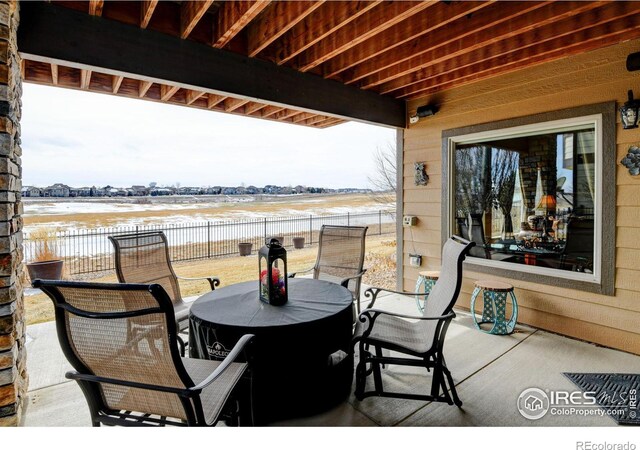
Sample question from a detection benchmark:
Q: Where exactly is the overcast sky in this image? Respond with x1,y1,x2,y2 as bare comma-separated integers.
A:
20,84,396,189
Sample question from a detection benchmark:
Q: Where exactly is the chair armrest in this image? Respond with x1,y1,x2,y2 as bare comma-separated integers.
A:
190,334,255,392
289,267,314,278
66,371,190,395
356,308,455,341
364,286,430,309
339,270,367,289
176,275,220,290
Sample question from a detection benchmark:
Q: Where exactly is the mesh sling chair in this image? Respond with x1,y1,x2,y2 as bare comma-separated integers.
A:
290,225,368,314
109,231,220,352
33,279,254,427
352,236,474,404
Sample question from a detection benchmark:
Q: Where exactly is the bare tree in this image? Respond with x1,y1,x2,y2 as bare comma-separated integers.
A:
368,142,396,205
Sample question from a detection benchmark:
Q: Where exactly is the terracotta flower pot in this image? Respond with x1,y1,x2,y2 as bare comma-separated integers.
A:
27,259,64,282
293,237,305,249
238,242,253,256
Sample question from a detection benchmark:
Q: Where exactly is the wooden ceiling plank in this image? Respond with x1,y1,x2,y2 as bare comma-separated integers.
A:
213,1,271,49
401,14,640,101
244,102,267,114
140,0,159,29
294,1,437,72
88,0,104,16
279,109,303,120
139,80,153,97
260,106,285,118
160,84,180,101
301,115,331,126
112,75,123,94
186,89,206,105
320,1,496,79
315,118,344,128
80,69,91,89
346,0,560,87
247,1,325,57
50,62,58,85
181,0,214,39
292,112,316,123
224,97,250,112
207,94,226,108
273,1,382,66
378,1,640,95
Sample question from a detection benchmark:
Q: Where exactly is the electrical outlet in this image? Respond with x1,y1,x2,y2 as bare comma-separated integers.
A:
409,254,422,267
403,215,417,227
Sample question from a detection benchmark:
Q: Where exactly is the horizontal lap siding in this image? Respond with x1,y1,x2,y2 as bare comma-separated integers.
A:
403,38,640,354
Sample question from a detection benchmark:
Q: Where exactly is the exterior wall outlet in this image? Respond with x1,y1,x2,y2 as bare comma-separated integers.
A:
403,215,417,227
409,254,422,267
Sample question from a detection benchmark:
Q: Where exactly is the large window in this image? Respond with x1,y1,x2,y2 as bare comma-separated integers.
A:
442,104,615,294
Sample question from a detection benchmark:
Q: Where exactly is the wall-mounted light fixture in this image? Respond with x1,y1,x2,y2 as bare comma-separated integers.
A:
409,104,438,124
620,90,640,129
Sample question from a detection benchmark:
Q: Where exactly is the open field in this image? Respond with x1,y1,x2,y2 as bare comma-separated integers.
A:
25,233,397,325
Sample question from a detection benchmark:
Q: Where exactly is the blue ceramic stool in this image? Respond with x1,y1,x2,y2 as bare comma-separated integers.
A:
414,271,439,313
470,280,518,335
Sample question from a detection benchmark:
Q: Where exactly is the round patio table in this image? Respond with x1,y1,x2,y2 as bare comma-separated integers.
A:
189,278,354,425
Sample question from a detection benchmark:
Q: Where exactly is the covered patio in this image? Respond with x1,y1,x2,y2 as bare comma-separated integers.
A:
1,0,640,429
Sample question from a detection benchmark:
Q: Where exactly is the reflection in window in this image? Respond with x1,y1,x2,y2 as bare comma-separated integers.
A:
453,127,595,273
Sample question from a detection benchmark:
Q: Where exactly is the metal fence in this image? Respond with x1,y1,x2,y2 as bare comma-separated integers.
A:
24,210,396,275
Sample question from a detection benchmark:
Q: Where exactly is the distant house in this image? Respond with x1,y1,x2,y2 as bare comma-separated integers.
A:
178,187,202,195
150,188,173,196
235,186,246,195
293,185,306,194
222,187,237,195
245,185,261,194
90,186,106,197
130,185,148,196
69,187,92,197
21,186,41,197
205,186,222,195
43,183,70,197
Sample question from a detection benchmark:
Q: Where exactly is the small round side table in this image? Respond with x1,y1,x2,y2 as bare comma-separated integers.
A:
415,270,440,313
470,280,518,335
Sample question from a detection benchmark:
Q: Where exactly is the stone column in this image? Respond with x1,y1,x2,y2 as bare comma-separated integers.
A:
0,0,25,427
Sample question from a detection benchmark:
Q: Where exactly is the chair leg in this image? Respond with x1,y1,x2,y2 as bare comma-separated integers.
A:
443,366,462,407
354,341,368,400
372,359,384,395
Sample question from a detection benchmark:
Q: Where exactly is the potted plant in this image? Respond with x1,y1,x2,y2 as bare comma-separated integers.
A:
238,242,253,256
26,228,64,281
293,237,305,249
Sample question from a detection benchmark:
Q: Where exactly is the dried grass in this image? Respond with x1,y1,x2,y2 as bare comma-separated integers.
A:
28,228,61,262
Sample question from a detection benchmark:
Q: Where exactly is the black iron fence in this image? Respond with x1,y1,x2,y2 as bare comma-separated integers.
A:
24,210,396,275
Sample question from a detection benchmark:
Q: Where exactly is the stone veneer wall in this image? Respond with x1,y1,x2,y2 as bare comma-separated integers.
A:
0,0,25,427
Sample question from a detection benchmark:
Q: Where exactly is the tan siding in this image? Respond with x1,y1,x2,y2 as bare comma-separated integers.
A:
402,38,640,355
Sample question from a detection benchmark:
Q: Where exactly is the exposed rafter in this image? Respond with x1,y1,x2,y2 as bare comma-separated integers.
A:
140,0,158,29
272,1,381,65
245,102,267,115
224,97,250,112
80,69,91,89
181,0,214,39
213,1,271,49
112,75,123,94
139,80,153,97
88,0,104,16
160,84,180,101
50,63,58,85
247,1,325,57
207,93,225,109
186,89,205,105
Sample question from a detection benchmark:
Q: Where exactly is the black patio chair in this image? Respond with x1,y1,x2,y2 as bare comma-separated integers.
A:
290,225,368,314
109,231,220,353
352,236,474,405
33,279,254,427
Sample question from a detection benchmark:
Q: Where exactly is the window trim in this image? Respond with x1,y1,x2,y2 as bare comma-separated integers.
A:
441,102,616,295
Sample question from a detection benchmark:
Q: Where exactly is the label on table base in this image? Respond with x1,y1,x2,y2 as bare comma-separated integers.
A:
207,341,230,359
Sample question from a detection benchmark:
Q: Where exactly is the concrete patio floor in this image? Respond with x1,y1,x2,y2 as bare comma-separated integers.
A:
21,290,640,427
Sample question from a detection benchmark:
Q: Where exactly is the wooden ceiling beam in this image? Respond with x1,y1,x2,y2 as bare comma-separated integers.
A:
80,69,91,89
378,1,640,96
272,1,381,66
315,118,344,128
207,94,226,109
294,1,436,72
139,80,153,97
224,97,250,112
401,14,640,101
279,109,302,120
160,84,180,101
244,102,267,115
50,63,58,85
140,0,158,29
88,0,104,16
181,0,214,39
292,112,316,123
20,59,25,79
112,75,123,94
260,106,285,118
300,115,331,127
344,0,555,87
213,1,271,49
319,1,495,79
186,89,206,105
247,1,325,57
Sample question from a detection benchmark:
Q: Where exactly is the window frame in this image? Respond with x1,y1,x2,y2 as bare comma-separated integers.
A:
441,103,616,295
